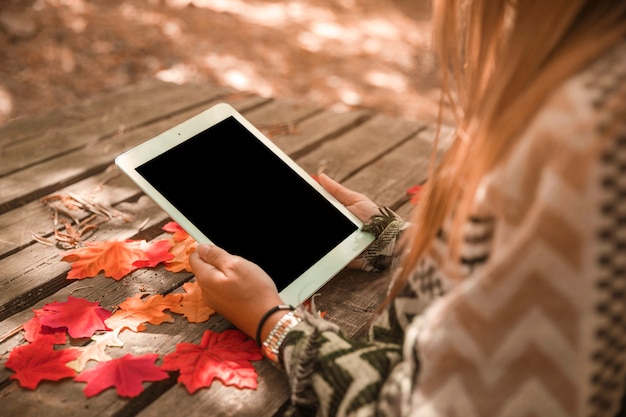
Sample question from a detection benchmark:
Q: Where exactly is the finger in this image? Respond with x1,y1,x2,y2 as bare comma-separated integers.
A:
190,250,220,277
318,173,362,205
196,244,230,266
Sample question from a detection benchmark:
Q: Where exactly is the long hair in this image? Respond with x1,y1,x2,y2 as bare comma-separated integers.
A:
392,0,626,297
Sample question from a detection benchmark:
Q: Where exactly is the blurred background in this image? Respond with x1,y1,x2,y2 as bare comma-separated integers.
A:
0,0,440,127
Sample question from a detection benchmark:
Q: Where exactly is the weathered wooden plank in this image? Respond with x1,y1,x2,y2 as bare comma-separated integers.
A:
343,123,454,216
0,82,232,177
0,95,269,215
245,98,322,126
0,172,140,259
270,108,372,158
342,125,435,209
0,81,184,146
296,113,424,181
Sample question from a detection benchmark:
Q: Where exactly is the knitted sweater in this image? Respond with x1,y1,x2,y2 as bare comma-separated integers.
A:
280,40,626,417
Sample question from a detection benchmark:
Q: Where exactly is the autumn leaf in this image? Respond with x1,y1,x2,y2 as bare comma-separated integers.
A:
75,353,169,398
161,329,262,393
37,296,112,339
105,293,182,332
62,239,149,280
66,332,113,372
5,340,80,389
162,221,189,242
23,311,67,345
132,239,174,268
165,234,197,273
161,222,196,273
406,184,423,205
104,311,148,334
169,281,215,323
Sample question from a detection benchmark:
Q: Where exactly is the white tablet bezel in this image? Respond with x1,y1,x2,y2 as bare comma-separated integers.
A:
115,103,374,306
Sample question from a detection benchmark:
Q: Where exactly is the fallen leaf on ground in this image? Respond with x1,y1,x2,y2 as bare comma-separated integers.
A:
406,184,423,205
165,234,197,273
37,296,112,339
105,293,182,332
161,329,262,393
75,353,169,398
162,221,189,242
62,239,149,280
132,239,174,268
66,334,113,372
5,340,80,389
169,281,215,323
23,311,67,345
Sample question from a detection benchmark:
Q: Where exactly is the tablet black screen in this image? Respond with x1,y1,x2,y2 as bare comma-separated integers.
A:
136,116,357,291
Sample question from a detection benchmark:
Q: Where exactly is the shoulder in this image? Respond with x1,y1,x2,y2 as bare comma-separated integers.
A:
477,40,626,222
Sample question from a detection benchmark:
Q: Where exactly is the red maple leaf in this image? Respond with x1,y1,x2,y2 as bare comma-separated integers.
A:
61,239,149,280
406,184,423,205
132,239,174,268
161,329,262,393
162,221,189,242
37,296,112,339
74,353,169,398
5,340,80,389
23,310,67,344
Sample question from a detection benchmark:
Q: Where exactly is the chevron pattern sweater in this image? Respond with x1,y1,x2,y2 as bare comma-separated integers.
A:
280,40,626,417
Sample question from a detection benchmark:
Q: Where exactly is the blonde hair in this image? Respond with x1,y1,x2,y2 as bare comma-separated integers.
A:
393,0,626,295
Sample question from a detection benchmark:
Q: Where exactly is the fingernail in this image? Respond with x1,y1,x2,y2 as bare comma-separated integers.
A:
196,244,211,259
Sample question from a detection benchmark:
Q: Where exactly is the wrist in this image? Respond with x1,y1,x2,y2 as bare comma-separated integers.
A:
255,304,294,347
261,310,303,366
259,310,290,342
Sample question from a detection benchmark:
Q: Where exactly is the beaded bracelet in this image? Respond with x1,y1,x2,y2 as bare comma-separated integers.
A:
255,304,294,348
261,310,303,365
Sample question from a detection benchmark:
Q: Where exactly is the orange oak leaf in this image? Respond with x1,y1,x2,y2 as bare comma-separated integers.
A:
165,234,197,273
5,340,81,389
105,293,182,332
169,281,215,323
132,239,174,268
161,329,262,393
74,353,169,398
37,296,112,339
62,239,149,280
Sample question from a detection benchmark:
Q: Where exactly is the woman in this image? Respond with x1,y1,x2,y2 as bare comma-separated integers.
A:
191,0,626,415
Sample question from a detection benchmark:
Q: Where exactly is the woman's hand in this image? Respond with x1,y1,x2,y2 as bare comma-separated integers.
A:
190,244,287,342
318,173,379,222
318,173,381,269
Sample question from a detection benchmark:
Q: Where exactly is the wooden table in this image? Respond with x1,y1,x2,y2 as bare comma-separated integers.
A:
0,80,443,416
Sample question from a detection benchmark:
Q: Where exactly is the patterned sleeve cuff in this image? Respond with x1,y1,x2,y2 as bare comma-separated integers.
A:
360,207,406,272
279,309,404,415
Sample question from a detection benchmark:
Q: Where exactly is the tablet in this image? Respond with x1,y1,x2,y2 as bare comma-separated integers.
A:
115,103,374,306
